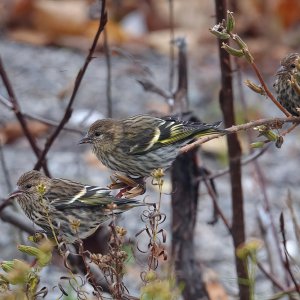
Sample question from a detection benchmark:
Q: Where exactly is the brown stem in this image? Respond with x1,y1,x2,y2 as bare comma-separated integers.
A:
281,123,299,136
34,0,107,170
171,149,209,300
215,1,249,299
170,38,208,299
250,62,291,117
280,213,300,295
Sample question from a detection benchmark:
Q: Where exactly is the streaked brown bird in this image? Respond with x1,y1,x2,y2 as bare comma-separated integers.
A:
273,52,300,116
79,114,226,178
9,170,144,243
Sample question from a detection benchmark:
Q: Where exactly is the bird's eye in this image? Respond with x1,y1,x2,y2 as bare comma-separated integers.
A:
25,184,32,189
291,63,296,69
94,132,101,137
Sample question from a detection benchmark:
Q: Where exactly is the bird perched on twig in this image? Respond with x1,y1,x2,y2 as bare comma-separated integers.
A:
9,170,144,243
79,114,226,180
273,53,300,116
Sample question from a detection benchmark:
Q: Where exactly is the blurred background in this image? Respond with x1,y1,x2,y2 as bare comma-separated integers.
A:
0,0,300,299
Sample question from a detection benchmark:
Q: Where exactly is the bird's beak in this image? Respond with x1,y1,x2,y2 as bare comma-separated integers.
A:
79,135,92,144
8,188,22,198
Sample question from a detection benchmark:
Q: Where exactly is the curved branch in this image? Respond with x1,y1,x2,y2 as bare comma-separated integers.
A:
34,0,108,170
0,94,83,134
180,116,300,153
0,58,50,176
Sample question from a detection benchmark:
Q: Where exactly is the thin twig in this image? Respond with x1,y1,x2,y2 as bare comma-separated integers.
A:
137,78,173,100
281,123,299,136
256,261,286,291
180,116,300,153
103,28,112,118
0,57,50,176
34,0,107,170
0,93,83,134
237,55,290,287
78,242,103,299
255,162,289,286
111,47,153,77
286,191,300,248
280,213,300,295
250,62,291,117
200,145,269,181
202,174,232,232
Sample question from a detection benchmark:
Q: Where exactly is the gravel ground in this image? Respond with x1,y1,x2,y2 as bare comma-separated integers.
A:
1,38,300,299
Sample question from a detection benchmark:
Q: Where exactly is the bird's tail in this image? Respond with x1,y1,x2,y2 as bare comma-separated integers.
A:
193,121,228,137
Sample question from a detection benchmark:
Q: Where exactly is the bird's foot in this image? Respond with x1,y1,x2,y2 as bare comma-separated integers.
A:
109,173,146,198
118,185,146,198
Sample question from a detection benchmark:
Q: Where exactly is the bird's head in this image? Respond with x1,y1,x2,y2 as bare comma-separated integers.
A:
79,119,120,151
9,170,51,198
276,53,300,78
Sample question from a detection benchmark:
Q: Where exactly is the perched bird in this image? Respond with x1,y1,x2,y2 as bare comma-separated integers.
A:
9,170,144,243
79,114,226,178
273,53,300,116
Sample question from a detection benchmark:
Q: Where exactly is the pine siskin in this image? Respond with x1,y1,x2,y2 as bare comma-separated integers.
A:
79,114,226,178
273,53,300,116
9,170,144,243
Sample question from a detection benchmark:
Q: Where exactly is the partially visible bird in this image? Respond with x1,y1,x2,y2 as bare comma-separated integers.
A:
273,52,300,116
9,170,144,243
79,114,226,178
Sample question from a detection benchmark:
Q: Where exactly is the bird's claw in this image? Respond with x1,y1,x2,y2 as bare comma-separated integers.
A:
122,185,146,198
109,173,146,198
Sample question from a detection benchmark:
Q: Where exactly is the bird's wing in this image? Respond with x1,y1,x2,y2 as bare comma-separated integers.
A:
46,179,141,210
120,115,166,154
46,179,109,207
122,115,222,155
157,117,222,146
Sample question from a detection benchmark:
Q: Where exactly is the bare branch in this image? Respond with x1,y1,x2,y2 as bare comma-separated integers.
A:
256,261,287,291
0,208,35,235
201,169,232,232
0,93,83,134
0,57,50,176
180,116,300,153
280,213,300,294
250,62,291,117
34,0,108,170
137,78,173,100
201,145,269,181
